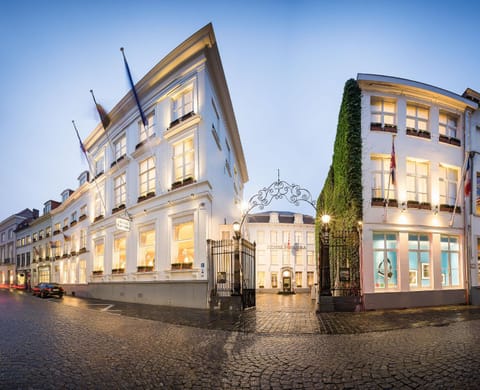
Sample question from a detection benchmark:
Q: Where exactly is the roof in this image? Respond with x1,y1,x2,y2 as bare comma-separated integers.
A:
247,211,315,225
357,73,478,110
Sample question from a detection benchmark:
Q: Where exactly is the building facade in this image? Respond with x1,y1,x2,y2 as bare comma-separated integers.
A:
245,211,316,293
0,208,37,288
357,74,478,309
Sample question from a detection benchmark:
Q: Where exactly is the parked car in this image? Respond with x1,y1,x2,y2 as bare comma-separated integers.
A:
32,283,65,298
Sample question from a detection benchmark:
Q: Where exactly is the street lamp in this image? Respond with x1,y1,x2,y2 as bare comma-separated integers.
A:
232,221,241,295
319,214,331,296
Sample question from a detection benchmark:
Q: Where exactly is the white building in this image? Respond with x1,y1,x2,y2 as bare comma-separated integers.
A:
245,211,316,293
56,23,247,308
357,74,478,309
0,208,37,288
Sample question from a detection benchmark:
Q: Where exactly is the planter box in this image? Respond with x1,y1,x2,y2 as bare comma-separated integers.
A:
137,192,155,203
370,122,383,131
406,128,431,139
407,200,420,209
171,177,195,190
419,202,431,210
92,270,103,276
383,124,397,133
171,262,193,270
137,266,154,273
79,214,87,222
439,134,461,146
79,247,87,254
440,204,461,214
111,204,126,214
93,215,104,223
112,268,125,274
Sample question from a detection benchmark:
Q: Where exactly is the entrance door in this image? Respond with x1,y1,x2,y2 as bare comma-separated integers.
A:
282,276,291,292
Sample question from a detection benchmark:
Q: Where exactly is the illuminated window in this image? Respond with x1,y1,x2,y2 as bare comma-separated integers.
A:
282,249,290,265
406,104,429,132
406,160,429,203
114,173,126,208
80,229,86,250
440,235,460,287
257,250,266,265
139,157,156,197
307,232,314,245
439,165,458,206
94,185,105,217
172,220,194,265
93,240,104,272
296,252,304,265
139,111,155,143
439,112,458,138
307,272,314,287
271,272,278,288
373,232,398,289
257,231,265,244
307,251,315,265
270,249,279,265
257,271,265,288
172,89,193,121
173,137,194,182
79,260,87,284
371,156,395,200
139,228,155,269
95,154,104,177
371,97,396,127
408,233,430,289
270,231,278,245
112,236,126,273
114,134,127,161
295,271,302,288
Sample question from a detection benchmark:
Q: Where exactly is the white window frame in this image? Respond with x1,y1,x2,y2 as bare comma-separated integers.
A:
139,157,156,197
371,156,395,200
439,112,458,138
406,160,429,203
172,89,193,122
406,104,429,132
114,173,127,208
439,165,458,206
173,137,194,182
114,134,127,161
371,97,396,127
139,111,155,143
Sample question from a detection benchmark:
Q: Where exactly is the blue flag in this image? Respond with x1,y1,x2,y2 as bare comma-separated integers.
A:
121,47,147,128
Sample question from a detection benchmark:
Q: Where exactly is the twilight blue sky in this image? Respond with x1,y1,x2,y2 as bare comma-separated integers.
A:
1,0,479,220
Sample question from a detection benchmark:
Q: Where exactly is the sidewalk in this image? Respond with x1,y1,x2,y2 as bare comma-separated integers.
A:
12,288,480,334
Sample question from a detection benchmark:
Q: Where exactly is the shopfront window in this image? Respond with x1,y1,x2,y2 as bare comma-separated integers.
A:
440,235,460,287
373,232,398,289
408,233,430,289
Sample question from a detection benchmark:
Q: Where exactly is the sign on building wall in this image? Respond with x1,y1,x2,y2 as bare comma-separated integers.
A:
116,218,131,232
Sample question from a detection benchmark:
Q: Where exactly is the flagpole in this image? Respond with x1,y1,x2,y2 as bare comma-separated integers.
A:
72,120,107,218
450,152,470,227
384,134,396,222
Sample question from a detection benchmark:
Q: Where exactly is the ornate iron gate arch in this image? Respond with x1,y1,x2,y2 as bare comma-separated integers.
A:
239,174,317,230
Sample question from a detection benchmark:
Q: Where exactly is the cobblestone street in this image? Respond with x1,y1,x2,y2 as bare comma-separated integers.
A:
2,289,480,388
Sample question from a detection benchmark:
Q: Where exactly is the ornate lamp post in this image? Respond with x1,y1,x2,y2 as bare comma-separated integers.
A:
317,214,334,312
319,214,332,296
232,221,241,295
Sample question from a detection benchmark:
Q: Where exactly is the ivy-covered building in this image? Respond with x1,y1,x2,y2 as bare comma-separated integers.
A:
318,74,480,310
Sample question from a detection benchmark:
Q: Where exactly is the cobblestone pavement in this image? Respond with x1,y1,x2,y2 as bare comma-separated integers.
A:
2,289,480,388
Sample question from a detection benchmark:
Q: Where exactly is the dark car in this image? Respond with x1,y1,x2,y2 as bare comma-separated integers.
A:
32,283,65,298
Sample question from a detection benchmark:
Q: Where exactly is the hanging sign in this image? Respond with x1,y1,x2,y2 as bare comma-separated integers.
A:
116,217,131,232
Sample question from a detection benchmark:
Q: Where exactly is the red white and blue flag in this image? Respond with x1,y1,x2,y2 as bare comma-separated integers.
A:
465,157,472,197
390,137,396,186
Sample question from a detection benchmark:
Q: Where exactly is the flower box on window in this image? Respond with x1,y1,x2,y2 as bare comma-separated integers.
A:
70,220,77,227
62,254,69,258
53,230,61,235
440,204,461,213
407,200,420,208
168,111,195,130
70,251,77,256
171,262,193,270
79,214,87,222
370,122,383,131
93,215,104,223
383,124,397,133
55,255,61,260
171,177,195,191
371,197,386,207
112,268,125,274
171,181,183,190
137,265,154,273
63,226,69,231
450,137,461,146
92,270,103,276
406,128,431,139
137,192,155,203
419,202,431,210
79,247,87,254
111,204,126,214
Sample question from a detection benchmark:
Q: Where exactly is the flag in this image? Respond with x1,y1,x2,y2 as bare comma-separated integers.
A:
120,47,147,128
72,120,87,155
390,136,396,186
90,89,111,129
465,157,472,197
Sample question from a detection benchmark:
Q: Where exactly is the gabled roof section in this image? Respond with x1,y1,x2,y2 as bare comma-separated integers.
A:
357,73,478,111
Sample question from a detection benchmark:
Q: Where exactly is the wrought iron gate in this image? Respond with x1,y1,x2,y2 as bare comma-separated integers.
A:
320,228,361,311
207,238,256,310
